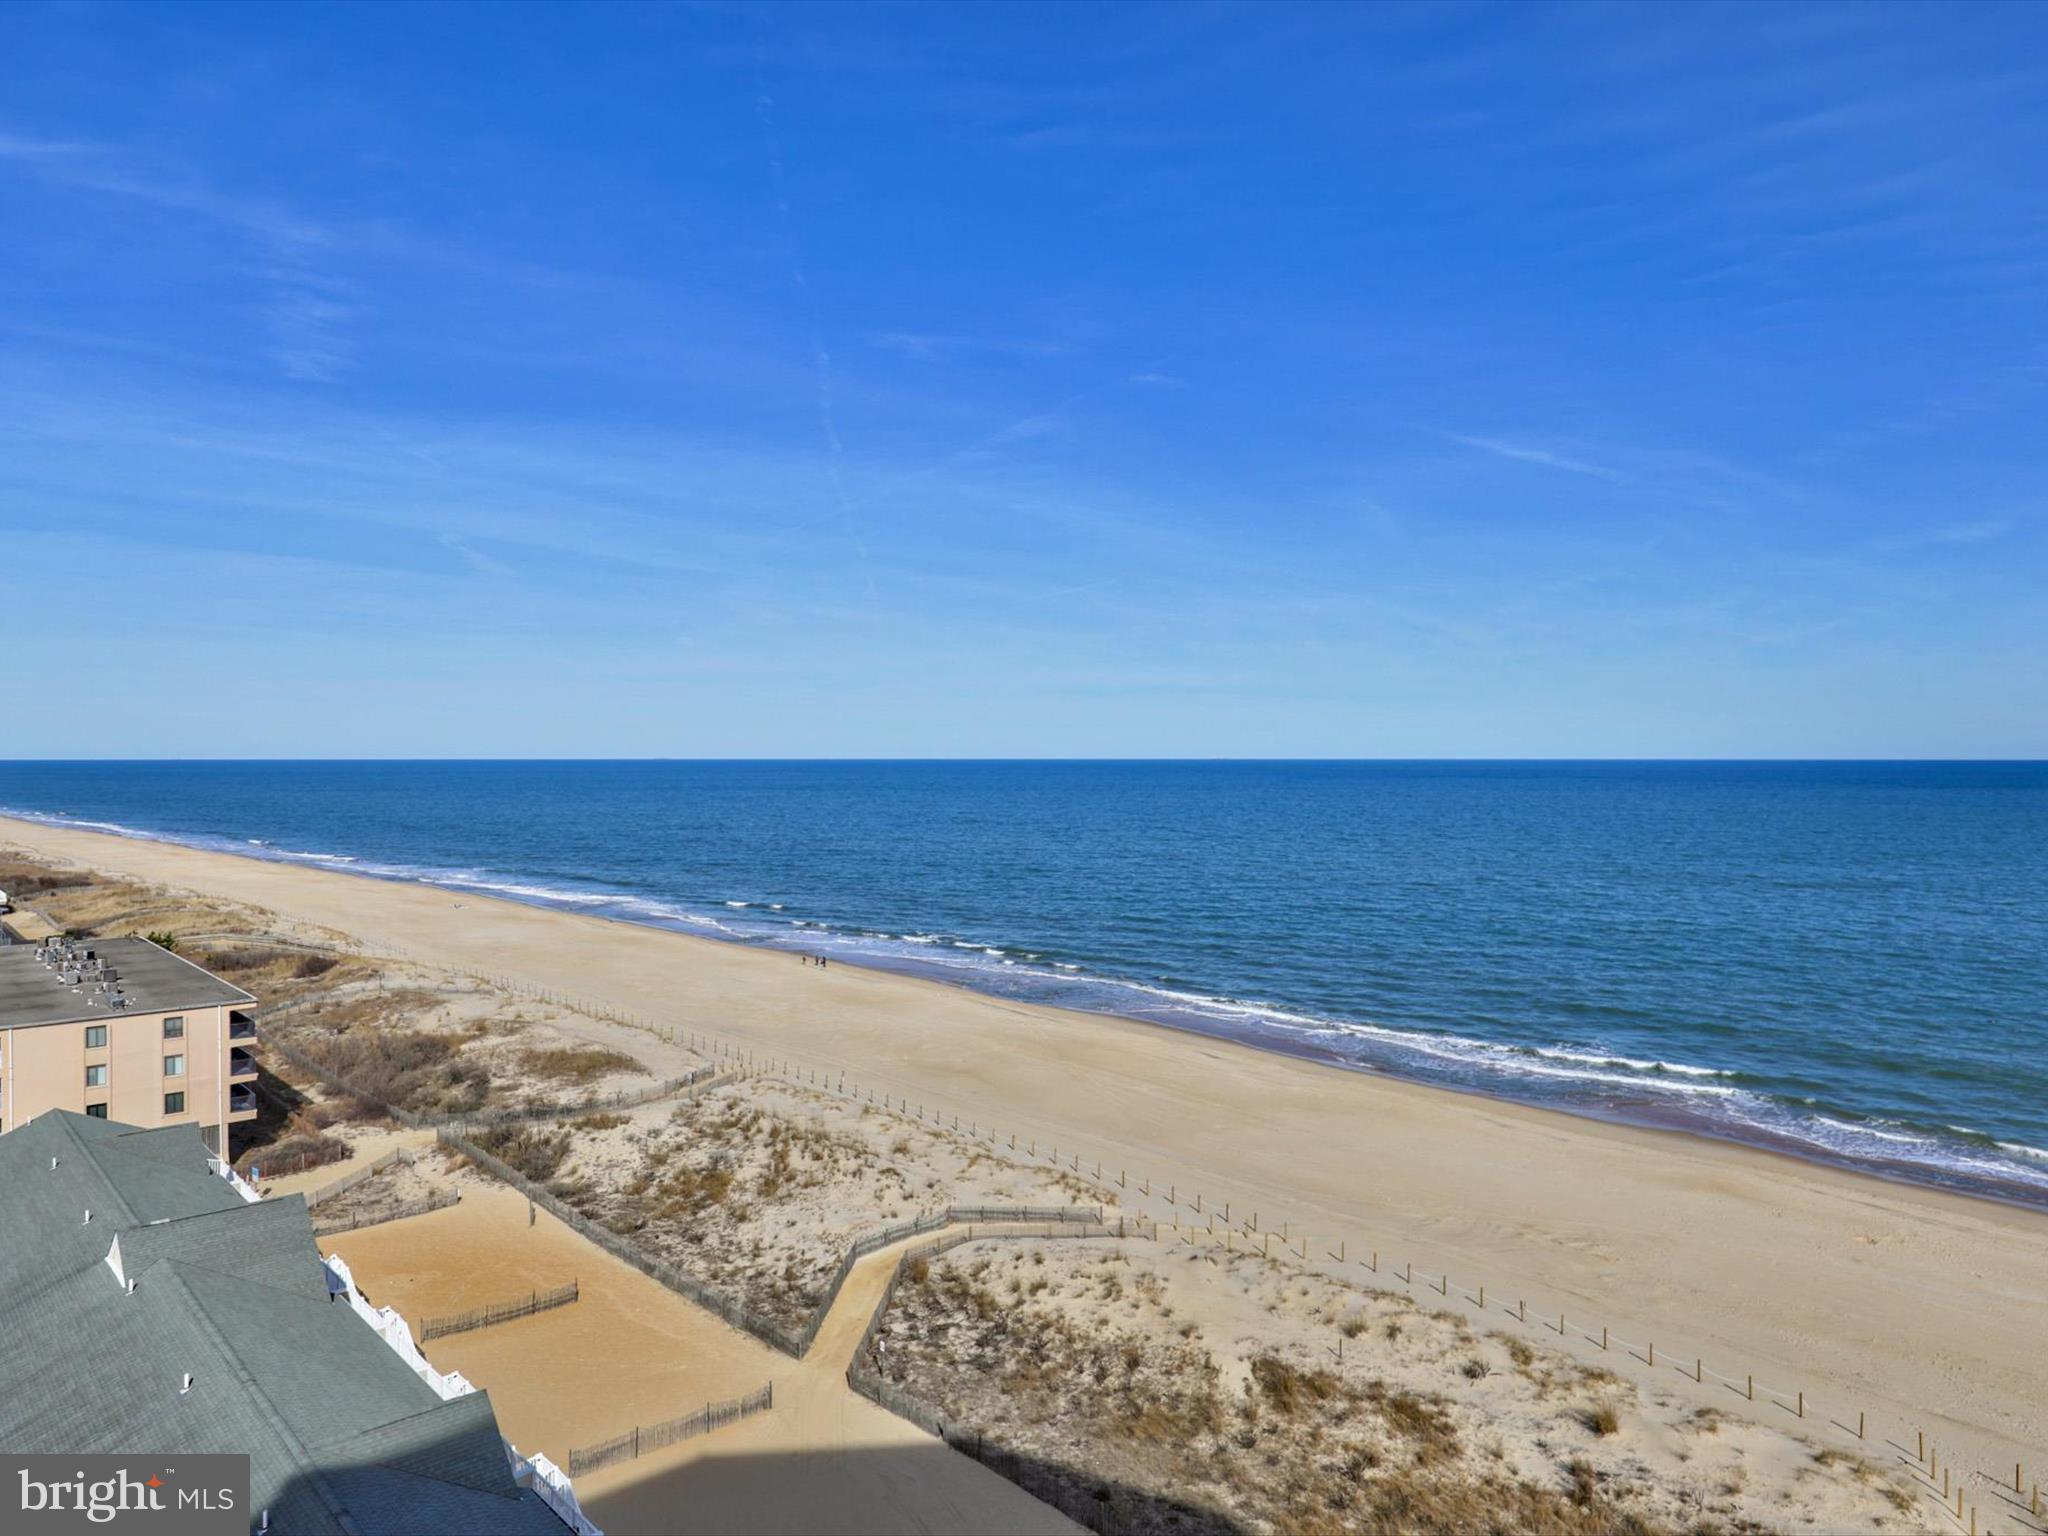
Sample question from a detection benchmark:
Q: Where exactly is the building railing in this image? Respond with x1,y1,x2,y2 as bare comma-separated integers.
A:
228,1086,257,1113
321,1251,601,1535
228,1012,257,1040
228,1050,258,1077
207,1156,264,1205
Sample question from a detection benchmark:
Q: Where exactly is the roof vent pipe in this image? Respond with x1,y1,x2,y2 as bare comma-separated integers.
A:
82,1208,91,1224
125,1278,137,1295
179,1373,193,1395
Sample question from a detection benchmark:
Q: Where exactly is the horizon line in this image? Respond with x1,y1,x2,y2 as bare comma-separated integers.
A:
4,757,2046,767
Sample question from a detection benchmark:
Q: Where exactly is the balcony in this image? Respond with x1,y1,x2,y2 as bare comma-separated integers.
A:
227,1085,258,1121
228,1049,258,1080
228,1012,257,1042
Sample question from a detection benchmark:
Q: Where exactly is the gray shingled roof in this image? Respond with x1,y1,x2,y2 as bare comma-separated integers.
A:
0,937,253,1030
0,1112,569,1535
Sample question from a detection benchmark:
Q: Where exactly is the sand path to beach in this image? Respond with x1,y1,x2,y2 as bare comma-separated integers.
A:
324,1176,1076,1535
8,816,2046,1488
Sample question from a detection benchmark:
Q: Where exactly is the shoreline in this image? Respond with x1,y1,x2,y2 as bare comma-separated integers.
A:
4,801,2043,1213
4,811,2046,1479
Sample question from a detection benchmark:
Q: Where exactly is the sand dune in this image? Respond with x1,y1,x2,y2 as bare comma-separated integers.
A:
5,813,2044,1499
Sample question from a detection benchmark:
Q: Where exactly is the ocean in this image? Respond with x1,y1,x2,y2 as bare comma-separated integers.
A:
2,760,2043,1206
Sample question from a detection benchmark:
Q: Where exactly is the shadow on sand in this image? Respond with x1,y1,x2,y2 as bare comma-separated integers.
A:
578,1436,1250,1536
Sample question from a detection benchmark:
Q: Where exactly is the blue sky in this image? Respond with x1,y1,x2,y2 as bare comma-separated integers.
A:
1,0,2043,757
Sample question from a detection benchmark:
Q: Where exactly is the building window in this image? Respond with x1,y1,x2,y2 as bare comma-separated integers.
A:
164,1091,186,1115
164,1017,185,1040
164,1054,185,1078
85,1064,108,1088
85,1103,109,1119
84,1025,108,1049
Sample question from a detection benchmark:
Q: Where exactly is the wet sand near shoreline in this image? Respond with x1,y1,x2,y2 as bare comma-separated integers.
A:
6,812,2045,1487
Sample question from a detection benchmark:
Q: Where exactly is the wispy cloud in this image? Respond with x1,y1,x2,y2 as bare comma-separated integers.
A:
1870,518,2019,556
0,129,329,247
0,129,362,381
1445,432,1812,522
867,331,1070,362
254,267,364,383
440,534,518,580
0,132,97,163
1450,434,1630,483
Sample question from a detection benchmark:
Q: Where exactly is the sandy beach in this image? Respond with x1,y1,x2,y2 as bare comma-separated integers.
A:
5,812,2045,1499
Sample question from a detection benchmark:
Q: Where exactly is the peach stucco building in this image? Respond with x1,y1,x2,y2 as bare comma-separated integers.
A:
0,935,258,1155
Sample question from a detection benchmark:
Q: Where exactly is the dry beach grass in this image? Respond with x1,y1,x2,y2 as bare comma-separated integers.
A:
3,823,2040,1533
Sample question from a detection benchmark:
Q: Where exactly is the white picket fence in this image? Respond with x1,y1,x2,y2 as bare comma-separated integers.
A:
212,1149,597,1530
209,1156,264,1204
317,1252,602,1535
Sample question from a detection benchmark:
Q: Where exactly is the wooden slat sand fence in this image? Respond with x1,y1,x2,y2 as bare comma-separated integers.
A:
303,1147,415,1208
311,1188,460,1236
254,1008,713,1131
844,1223,1149,1536
419,1280,581,1342
439,1116,1108,1361
567,1383,775,1476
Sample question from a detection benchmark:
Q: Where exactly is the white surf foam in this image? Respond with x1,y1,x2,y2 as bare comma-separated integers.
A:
10,798,2046,1203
